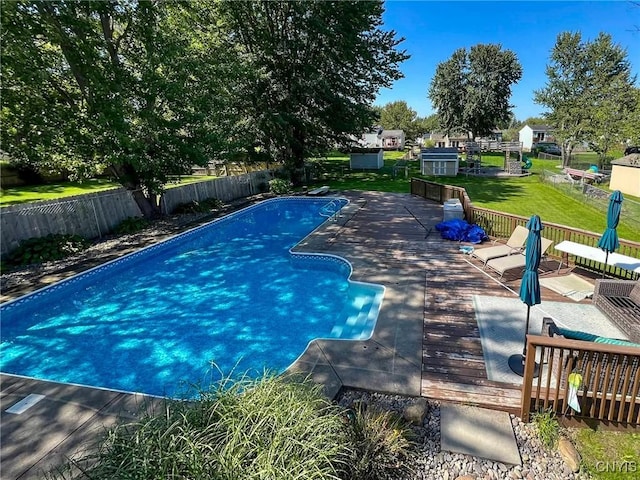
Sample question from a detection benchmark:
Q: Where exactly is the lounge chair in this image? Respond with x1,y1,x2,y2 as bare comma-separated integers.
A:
471,225,529,267
485,237,554,278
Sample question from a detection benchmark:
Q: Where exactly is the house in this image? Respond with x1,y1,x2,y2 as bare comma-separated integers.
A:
422,132,469,150
609,154,640,197
420,147,459,176
519,124,555,151
361,129,405,150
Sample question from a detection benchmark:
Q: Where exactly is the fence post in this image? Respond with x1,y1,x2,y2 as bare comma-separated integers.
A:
520,336,537,422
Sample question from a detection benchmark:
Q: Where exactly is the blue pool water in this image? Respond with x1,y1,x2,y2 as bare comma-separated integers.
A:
1,197,384,397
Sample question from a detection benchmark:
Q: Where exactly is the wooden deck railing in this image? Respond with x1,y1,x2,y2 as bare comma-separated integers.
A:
410,177,640,279
521,334,640,428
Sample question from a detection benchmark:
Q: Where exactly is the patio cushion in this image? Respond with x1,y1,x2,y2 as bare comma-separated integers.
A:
557,327,640,348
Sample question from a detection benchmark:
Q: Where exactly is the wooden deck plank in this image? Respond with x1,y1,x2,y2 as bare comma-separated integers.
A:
421,245,597,413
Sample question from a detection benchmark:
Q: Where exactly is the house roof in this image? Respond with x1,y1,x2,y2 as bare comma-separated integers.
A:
611,153,640,168
381,130,404,138
520,124,553,132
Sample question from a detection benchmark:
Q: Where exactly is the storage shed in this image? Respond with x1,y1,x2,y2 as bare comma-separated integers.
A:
350,148,384,170
421,147,459,176
609,154,640,197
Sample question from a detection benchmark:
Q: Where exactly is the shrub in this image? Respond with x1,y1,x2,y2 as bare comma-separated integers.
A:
532,407,560,449
268,178,292,195
172,197,223,214
49,373,352,480
112,216,149,235
345,403,415,480
5,234,89,266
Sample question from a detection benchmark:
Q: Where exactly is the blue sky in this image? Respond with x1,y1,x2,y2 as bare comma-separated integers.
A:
375,1,640,121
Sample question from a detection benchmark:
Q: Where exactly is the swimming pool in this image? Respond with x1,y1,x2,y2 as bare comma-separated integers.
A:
0,197,384,398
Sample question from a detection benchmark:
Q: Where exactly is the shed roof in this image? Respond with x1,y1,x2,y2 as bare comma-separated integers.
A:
611,153,640,168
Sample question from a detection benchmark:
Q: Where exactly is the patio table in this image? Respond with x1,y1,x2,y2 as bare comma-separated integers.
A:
554,240,640,275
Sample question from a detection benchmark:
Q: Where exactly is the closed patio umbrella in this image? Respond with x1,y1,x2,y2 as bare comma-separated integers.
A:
509,215,542,377
597,190,624,278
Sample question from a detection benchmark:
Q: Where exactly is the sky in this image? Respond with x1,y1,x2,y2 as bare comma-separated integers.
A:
375,1,640,121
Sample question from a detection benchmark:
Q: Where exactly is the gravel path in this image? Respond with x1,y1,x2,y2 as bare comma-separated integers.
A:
337,390,591,480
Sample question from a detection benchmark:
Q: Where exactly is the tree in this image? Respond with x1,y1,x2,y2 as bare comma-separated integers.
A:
379,101,418,140
620,88,640,147
1,1,241,217
428,44,522,140
415,114,440,134
216,0,409,184
534,32,636,167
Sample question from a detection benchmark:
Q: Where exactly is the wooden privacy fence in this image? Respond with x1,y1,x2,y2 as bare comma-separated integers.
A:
0,188,141,256
410,177,640,279
160,171,271,215
521,334,640,428
1,171,272,256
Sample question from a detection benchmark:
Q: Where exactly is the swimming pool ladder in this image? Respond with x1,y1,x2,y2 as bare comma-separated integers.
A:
319,200,340,222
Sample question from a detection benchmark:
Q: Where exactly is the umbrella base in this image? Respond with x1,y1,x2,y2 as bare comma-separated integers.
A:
508,354,539,377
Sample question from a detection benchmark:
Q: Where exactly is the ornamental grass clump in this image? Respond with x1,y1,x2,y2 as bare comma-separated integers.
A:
532,407,560,449
48,373,352,480
344,403,416,480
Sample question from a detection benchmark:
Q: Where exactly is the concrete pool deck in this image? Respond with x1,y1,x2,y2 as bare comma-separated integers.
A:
290,191,442,398
1,191,453,478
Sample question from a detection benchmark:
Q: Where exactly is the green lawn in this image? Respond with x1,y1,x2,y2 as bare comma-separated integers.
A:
0,175,218,206
309,152,640,242
574,428,640,479
2,152,638,242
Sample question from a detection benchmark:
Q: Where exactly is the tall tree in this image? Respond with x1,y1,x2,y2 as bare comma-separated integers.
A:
217,0,408,184
415,113,440,135
379,101,418,140
1,1,241,217
428,44,522,140
535,32,636,167
621,88,640,147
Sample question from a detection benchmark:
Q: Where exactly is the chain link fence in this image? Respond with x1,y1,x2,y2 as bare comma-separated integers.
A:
540,169,640,235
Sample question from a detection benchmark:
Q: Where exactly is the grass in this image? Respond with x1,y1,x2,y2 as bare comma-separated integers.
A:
2,151,638,242
308,151,640,242
0,179,120,206
0,175,218,206
47,373,414,480
574,428,640,479
531,408,560,449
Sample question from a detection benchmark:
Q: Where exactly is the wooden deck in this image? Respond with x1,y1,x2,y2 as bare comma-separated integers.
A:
421,249,599,414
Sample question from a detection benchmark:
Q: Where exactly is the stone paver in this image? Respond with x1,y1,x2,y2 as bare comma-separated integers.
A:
440,403,522,466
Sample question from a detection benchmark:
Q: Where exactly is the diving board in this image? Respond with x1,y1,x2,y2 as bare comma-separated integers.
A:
307,185,330,196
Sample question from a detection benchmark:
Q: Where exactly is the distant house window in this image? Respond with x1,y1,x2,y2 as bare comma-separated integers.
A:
437,141,445,148
450,140,459,147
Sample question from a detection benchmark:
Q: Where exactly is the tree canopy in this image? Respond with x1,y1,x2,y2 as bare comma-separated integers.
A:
378,101,418,140
534,32,637,166
428,44,522,140
1,0,243,217
1,0,408,214
215,0,408,184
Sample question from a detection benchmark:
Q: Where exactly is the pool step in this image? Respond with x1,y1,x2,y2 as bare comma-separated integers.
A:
330,288,383,340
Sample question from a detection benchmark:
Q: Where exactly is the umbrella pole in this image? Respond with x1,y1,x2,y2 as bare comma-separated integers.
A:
602,251,609,278
522,305,531,358
509,304,539,377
